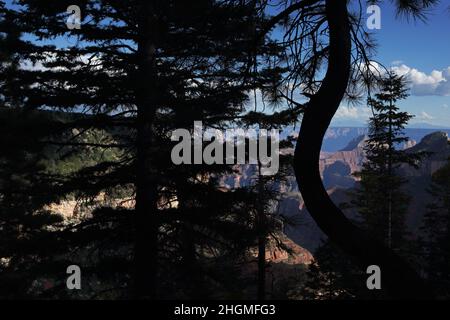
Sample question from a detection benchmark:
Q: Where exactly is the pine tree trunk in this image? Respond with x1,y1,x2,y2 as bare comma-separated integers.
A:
257,234,266,300
293,0,431,299
178,187,202,298
387,99,393,249
256,165,266,300
134,1,159,299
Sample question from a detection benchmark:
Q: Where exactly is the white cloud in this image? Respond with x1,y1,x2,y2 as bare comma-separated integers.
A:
417,111,434,121
20,59,49,71
443,104,449,109
356,60,383,78
334,105,371,120
20,52,102,72
391,64,450,96
391,60,404,66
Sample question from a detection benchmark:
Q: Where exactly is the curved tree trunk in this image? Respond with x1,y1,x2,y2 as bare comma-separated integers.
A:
293,0,431,299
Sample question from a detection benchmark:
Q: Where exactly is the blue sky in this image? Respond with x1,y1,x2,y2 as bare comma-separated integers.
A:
333,1,450,128
6,0,450,127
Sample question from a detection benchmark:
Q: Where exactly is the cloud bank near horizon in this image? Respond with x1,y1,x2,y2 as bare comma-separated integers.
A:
391,64,450,97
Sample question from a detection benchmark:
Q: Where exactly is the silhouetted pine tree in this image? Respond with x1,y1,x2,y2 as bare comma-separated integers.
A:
2,0,289,299
352,72,424,252
252,148,294,300
0,8,67,298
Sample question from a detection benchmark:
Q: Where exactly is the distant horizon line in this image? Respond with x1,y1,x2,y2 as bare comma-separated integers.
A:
329,125,450,130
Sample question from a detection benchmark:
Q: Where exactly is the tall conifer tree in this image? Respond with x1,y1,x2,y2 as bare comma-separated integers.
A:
353,72,424,251
2,0,289,298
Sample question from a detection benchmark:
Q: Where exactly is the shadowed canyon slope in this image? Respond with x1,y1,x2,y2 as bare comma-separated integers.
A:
222,130,450,252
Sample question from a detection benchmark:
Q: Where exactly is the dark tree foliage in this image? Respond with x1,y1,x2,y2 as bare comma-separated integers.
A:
0,109,65,298
1,0,445,300
352,73,425,252
298,240,370,300
1,0,296,299
0,7,67,298
420,160,450,298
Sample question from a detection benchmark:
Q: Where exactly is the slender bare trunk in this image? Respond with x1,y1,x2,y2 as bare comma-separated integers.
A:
387,99,393,249
256,163,266,300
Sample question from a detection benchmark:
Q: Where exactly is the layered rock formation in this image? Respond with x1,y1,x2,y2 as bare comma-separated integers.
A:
282,131,450,252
